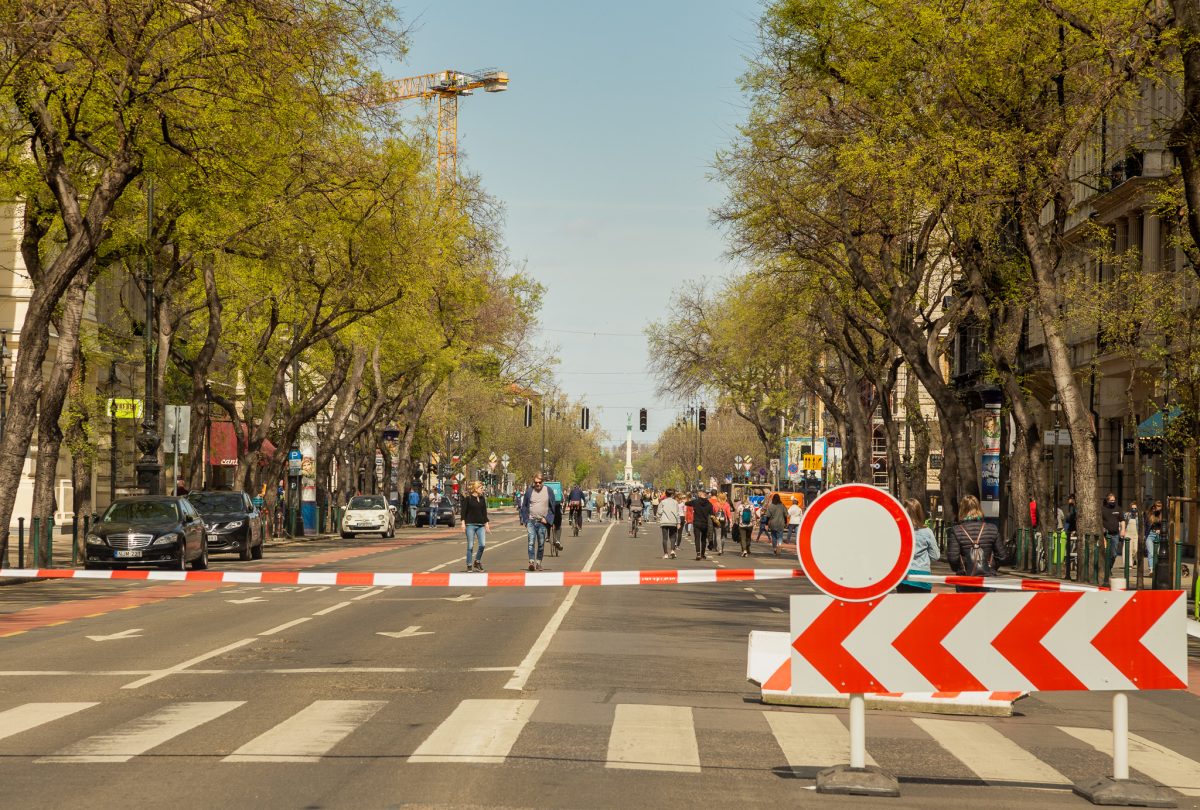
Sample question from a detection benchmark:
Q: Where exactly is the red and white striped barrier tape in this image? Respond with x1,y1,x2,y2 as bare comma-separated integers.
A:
0,567,806,587
905,573,1103,592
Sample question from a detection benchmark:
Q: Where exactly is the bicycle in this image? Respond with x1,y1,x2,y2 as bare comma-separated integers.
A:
569,504,583,537
630,510,641,538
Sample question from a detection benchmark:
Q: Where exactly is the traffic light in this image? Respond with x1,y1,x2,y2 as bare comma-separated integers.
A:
523,402,533,427
639,408,647,432
698,407,707,432
581,407,590,430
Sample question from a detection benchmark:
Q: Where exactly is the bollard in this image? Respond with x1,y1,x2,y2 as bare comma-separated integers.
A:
71,514,78,568
46,516,54,568
30,517,39,569
17,517,23,569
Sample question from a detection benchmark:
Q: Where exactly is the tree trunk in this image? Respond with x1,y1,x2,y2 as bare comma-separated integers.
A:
29,270,90,564
903,370,931,504
1169,0,1200,277
937,418,960,523
316,345,368,517
65,344,92,562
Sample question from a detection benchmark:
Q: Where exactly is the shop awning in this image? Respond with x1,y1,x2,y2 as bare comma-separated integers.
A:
208,423,278,467
1137,406,1182,439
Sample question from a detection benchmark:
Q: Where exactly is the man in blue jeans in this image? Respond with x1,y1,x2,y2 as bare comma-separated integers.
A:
1101,492,1123,575
406,488,419,527
519,475,556,571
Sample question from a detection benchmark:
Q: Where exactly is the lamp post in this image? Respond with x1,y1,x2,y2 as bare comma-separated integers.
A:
134,178,162,495
0,329,9,442
1051,394,1062,512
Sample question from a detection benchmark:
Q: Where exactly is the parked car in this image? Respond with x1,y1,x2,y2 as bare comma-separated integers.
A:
414,495,458,528
84,496,208,570
341,494,396,538
188,490,265,560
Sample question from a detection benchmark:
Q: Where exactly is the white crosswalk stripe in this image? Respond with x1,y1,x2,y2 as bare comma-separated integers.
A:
914,718,1070,786
0,703,97,742
224,700,385,763
38,701,244,763
1060,726,1200,797
607,704,700,773
409,699,538,763
764,711,878,769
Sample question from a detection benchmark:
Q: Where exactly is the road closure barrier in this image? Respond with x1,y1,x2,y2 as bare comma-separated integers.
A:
0,567,807,586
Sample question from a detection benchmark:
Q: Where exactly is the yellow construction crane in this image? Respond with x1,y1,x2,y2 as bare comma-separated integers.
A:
371,69,509,194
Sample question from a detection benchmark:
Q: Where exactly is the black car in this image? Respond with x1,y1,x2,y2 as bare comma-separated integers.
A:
414,495,458,528
188,490,265,560
85,496,208,570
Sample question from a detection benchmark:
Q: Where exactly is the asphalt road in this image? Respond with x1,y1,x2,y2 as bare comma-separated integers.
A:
0,514,1198,809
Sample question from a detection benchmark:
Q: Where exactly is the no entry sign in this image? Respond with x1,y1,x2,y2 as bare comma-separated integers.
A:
796,484,913,602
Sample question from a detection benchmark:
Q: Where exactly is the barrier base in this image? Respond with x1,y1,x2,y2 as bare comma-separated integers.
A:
761,690,1020,717
816,765,900,797
1073,777,1176,808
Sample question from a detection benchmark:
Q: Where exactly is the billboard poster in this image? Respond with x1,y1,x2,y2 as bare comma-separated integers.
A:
980,403,1001,514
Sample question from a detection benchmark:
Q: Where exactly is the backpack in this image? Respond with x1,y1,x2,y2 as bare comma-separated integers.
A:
740,506,753,526
958,523,996,577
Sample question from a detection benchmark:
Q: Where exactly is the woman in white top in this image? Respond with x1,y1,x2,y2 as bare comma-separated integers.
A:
657,489,681,559
898,497,940,592
786,496,804,545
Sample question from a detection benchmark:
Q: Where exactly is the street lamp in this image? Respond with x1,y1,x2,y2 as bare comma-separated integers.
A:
1050,393,1062,510
134,179,162,495
0,329,9,442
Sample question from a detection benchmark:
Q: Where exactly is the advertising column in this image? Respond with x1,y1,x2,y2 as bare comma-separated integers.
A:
980,402,1001,518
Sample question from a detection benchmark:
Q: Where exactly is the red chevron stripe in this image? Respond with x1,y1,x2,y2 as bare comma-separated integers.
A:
991,592,1086,690
891,593,985,691
1091,590,1186,689
792,600,882,692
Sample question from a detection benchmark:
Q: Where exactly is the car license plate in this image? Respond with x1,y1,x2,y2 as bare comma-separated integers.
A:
114,550,142,559
207,533,218,544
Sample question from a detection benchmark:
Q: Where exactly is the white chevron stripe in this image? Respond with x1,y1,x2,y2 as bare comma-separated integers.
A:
789,595,839,693
941,592,1035,692
842,595,933,692
1041,594,1133,690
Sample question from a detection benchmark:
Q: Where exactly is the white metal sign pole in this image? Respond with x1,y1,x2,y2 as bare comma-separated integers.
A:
848,693,866,769
1113,692,1129,782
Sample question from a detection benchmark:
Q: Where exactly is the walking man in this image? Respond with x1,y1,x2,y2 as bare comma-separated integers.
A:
519,475,556,571
406,487,419,528
686,491,714,560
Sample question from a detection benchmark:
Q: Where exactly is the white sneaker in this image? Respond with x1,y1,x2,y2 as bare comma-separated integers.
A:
662,554,669,559
528,561,535,571
535,561,543,571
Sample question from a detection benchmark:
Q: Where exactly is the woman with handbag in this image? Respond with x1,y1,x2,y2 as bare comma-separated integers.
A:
945,494,1000,592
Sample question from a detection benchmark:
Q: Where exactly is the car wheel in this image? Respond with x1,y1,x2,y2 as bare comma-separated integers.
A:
251,539,264,560
239,535,252,561
191,540,209,570
341,531,353,540
173,546,188,572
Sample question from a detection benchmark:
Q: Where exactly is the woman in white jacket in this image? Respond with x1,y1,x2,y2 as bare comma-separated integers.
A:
657,489,681,559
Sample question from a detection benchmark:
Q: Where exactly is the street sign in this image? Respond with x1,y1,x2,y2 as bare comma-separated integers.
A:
107,398,143,420
788,590,1186,694
796,484,913,602
288,449,303,476
163,405,191,454
787,463,800,475
734,455,744,465
455,472,465,482
696,464,703,472
430,452,441,464
802,454,823,471
488,461,497,472
489,452,498,463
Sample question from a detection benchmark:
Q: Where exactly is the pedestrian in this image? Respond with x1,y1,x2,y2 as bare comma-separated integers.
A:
406,487,419,528
754,501,772,544
786,495,803,545
1122,500,1140,576
686,491,714,560
711,491,732,554
945,494,1001,592
586,490,596,522
735,496,755,557
614,488,626,522
1064,493,1077,538
657,488,680,559
897,498,939,592
1146,500,1164,576
461,481,490,572
518,475,556,571
763,494,789,556
1102,491,1123,574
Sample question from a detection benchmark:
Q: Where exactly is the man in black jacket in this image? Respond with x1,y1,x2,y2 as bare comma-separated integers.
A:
1101,492,1124,574
686,494,714,560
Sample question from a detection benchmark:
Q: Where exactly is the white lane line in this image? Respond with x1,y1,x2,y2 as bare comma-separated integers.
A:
428,533,526,573
312,601,352,616
121,638,257,690
754,594,767,601
0,666,519,677
259,618,311,636
504,522,614,691
409,699,537,763
765,711,878,769
224,700,386,763
0,703,97,742
39,702,244,763
352,589,384,601
915,718,1069,785
744,587,756,592
607,705,700,773
770,607,784,613
1061,726,1200,796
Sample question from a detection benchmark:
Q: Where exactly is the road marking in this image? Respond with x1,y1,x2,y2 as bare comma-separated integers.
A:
86,628,142,642
764,711,878,769
121,638,257,689
410,699,537,763
504,522,614,691
377,625,434,639
1061,726,1200,796
259,618,311,636
312,601,351,616
223,700,385,763
352,589,384,600
0,666,519,677
0,703,97,741
754,594,767,601
443,594,478,602
915,718,1069,785
770,607,784,613
39,701,244,762
227,597,268,604
427,533,527,573
607,704,700,773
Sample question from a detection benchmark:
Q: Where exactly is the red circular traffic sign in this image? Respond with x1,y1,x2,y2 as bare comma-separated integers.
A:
796,484,914,602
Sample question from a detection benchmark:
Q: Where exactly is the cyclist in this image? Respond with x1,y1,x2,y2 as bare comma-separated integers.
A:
567,483,585,536
628,488,645,536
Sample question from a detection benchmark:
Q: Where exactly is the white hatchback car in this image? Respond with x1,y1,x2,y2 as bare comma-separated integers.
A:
340,494,395,539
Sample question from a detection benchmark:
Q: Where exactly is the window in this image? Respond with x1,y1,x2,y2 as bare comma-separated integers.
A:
348,495,386,510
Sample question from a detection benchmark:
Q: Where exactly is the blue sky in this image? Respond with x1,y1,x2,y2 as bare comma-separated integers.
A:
393,0,762,441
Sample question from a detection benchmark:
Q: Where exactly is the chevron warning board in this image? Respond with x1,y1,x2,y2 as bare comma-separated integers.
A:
788,591,1187,694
